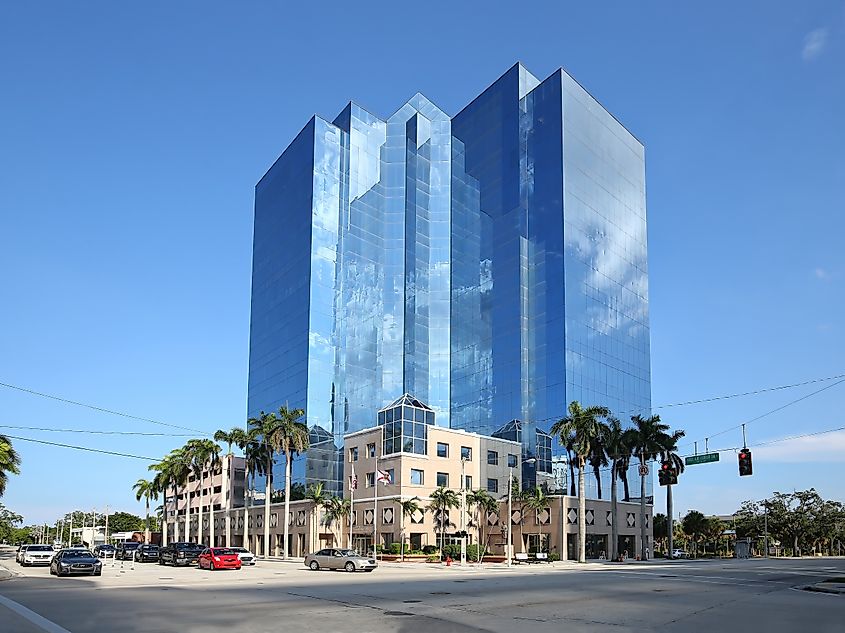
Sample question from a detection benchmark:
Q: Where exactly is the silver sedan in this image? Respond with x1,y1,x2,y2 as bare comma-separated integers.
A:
304,548,377,572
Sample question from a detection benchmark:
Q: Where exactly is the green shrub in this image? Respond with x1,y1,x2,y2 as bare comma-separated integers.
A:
548,552,560,562
422,545,438,555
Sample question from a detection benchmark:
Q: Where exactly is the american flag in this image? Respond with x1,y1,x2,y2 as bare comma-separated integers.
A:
350,463,358,490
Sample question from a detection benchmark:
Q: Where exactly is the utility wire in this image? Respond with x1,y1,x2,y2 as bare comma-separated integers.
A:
2,434,157,461
0,424,193,437
0,381,208,434
677,377,845,451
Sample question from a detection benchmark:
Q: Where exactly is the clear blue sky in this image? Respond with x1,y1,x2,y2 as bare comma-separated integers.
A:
1,2,843,525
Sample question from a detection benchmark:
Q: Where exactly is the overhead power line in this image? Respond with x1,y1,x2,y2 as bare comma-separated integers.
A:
0,424,193,437
2,434,157,461
678,377,845,451
0,380,208,434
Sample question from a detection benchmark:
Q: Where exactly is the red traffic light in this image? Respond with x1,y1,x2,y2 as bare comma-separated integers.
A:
739,452,747,459
662,463,669,470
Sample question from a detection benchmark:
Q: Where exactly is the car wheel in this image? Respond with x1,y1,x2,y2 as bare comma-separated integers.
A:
209,561,215,571
309,561,320,571
345,562,356,573
49,566,55,576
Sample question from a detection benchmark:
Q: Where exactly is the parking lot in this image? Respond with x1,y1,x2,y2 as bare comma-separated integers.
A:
1,546,844,633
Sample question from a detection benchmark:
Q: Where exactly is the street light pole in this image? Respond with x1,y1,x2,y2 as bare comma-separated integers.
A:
460,456,468,565
763,499,768,558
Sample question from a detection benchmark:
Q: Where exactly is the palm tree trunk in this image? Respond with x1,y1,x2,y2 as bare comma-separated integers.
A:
639,454,647,560
145,497,151,545
578,456,586,563
611,459,619,560
264,454,272,557
224,453,231,547
594,466,603,499
243,469,250,550
568,450,576,497
283,450,292,559
667,482,674,559
400,511,405,563
198,472,204,545
184,481,191,543
622,472,630,502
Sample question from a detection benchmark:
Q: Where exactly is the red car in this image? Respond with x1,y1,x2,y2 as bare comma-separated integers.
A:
197,547,242,571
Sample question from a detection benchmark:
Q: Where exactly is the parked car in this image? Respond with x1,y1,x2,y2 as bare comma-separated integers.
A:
159,542,205,567
19,544,56,566
671,549,690,559
93,544,116,558
134,544,160,562
50,549,103,577
304,549,377,572
230,546,255,565
197,547,242,571
15,544,33,564
115,541,142,561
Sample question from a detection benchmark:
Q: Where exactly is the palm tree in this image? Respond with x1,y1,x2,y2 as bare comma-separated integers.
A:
246,410,277,556
603,416,633,560
398,497,422,561
523,485,550,542
551,401,610,563
562,432,577,497
240,436,267,552
248,406,309,558
629,413,671,560
214,427,245,547
132,478,159,544
305,482,328,553
589,433,609,500
467,489,497,562
185,438,221,546
322,496,351,547
0,434,21,497
428,487,460,556
660,428,686,559
151,448,189,543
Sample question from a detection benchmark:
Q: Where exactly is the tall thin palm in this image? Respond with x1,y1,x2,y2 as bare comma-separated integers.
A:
629,414,670,560
660,428,686,559
237,435,265,552
322,496,351,547
603,417,633,560
214,427,245,547
0,434,21,497
305,482,328,553
133,478,159,544
551,401,610,563
398,497,422,561
428,487,459,555
247,411,277,556
186,438,220,545
467,490,497,562
522,485,550,551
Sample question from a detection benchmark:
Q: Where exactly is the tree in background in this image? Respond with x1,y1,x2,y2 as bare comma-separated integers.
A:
398,496,422,561
603,416,634,559
466,489,497,562
681,510,708,557
305,482,328,553
0,434,21,497
629,414,673,560
107,511,145,534
0,503,24,543
321,496,351,548
653,513,668,554
133,478,159,544
428,487,459,556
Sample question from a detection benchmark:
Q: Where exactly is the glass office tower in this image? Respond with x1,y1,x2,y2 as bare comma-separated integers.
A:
248,63,651,497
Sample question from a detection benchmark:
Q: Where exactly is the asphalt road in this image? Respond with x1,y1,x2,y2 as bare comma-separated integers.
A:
1,547,842,633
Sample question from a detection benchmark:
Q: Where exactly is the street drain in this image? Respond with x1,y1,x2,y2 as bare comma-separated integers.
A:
384,611,414,616
430,591,451,595
403,600,421,603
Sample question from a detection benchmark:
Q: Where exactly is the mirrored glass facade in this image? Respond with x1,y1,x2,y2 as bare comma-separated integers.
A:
248,63,651,497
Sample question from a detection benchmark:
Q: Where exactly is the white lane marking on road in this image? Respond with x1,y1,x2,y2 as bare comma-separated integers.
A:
0,594,73,633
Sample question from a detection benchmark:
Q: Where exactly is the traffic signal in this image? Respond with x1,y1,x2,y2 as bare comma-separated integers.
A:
658,460,677,486
738,448,753,476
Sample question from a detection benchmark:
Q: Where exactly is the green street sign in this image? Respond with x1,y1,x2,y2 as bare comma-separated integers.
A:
685,452,720,466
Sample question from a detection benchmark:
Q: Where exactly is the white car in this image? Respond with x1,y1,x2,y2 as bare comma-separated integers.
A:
20,544,56,566
231,547,255,565
670,549,689,559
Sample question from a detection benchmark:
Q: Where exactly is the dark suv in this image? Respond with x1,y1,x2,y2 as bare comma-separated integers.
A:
134,544,160,562
159,542,204,567
115,541,142,561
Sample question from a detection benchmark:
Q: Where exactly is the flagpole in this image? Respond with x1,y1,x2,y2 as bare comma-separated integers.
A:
349,463,355,549
373,455,378,560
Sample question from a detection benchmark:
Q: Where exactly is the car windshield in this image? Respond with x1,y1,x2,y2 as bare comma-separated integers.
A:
212,548,234,555
29,545,54,552
123,542,141,548
66,550,94,557
231,548,247,553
